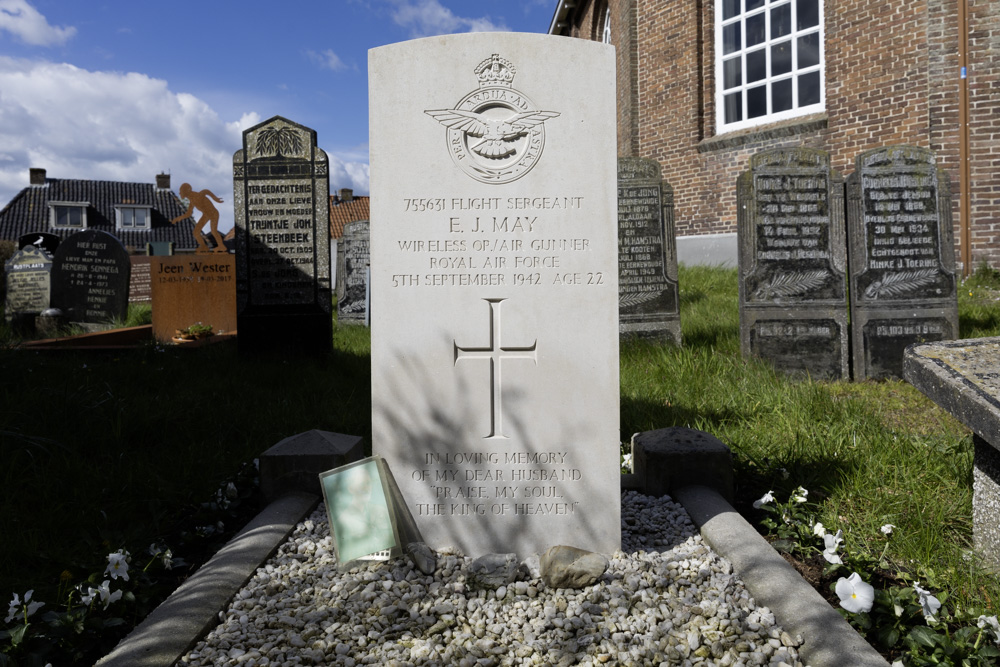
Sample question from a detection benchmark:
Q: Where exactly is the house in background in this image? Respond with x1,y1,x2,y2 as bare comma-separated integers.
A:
550,0,1000,271
0,168,199,253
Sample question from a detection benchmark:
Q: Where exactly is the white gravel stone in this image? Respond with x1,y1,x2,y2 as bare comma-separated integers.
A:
180,490,810,666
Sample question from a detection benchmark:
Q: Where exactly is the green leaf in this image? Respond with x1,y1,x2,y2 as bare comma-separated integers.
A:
8,624,28,648
771,539,796,553
908,625,940,649
877,624,900,648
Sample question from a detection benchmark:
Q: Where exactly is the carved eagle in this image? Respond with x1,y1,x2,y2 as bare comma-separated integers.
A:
425,109,560,159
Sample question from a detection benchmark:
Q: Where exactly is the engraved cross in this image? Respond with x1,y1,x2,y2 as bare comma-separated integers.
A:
454,298,537,439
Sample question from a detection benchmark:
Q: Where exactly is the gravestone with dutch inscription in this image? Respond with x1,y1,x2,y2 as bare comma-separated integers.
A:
336,220,370,325
233,115,332,354
847,146,958,380
4,245,53,330
370,34,621,558
737,147,849,379
617,157,680,344
50,230,131,328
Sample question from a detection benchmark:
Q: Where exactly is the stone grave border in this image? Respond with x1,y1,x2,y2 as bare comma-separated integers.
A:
96,428,886,667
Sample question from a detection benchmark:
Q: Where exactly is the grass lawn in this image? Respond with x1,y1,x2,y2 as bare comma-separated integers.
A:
2,264,1000,663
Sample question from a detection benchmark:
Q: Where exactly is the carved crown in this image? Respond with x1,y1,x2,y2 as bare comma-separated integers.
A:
475,54,516,87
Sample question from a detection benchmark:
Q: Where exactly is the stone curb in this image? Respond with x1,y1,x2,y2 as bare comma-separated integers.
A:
95,492,319,667
674,484,889,667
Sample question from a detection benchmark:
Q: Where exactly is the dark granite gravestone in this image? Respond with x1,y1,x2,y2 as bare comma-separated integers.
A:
847,146,958,380
51,230,131,328
617,157,680,344
17,232,60,255
233,116,332,354
337,220,370,325
737,147,849,379
4,245,53,330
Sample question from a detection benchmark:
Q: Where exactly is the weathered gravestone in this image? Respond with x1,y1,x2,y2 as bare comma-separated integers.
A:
4,245,53,328
51,230,131,328
617,157,680,344
129,256,152,304
336,220,370,325
904,339,1000,570
150,255,237,343
233,116,332,354
369,34,621,557
737,147,849,379
847,146,958,380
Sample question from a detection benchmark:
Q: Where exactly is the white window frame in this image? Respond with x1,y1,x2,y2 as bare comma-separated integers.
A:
115,205,152,231
714,0,825,134
48,201,89,230
601,7,612,44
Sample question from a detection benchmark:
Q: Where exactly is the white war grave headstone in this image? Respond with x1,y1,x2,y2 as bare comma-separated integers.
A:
369,34,621,558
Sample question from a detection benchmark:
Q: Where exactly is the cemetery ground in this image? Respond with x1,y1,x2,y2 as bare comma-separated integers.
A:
3,266,1000,664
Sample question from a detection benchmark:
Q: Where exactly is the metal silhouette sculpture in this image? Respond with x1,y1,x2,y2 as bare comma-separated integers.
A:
171,183,227,253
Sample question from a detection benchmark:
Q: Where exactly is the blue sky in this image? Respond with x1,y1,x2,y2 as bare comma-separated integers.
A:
0,0,556,230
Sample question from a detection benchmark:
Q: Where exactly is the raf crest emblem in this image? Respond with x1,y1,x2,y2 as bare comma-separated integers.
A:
425,54,560,184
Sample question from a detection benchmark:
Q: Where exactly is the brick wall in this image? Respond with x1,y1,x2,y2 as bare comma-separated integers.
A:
557,0,1000,269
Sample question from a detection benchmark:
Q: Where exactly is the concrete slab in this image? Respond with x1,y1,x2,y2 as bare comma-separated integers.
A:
95,492,318,667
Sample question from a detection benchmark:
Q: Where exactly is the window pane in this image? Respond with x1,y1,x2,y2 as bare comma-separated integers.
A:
136,209,148,227
747,0,765,11
796,0,819,30
771,4,791,38
724,92,743,124
723,23,741,55
746,48,767,83
122,209,133,227
798,70,821,106
723,57,742,89
747,85,768,118
773,78,793,112
797,31,820,68
56,207,67,227
71,209,82,226
722,0,740,21
771,41,792,75
746,13,766,47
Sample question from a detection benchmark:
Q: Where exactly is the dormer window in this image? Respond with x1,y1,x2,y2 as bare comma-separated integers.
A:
49,201,89,229
116,205,151,231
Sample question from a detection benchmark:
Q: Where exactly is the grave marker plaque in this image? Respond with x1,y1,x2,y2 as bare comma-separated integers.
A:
51,230,131,326
233,116,332,354
370,34,621,557
150,255,237,343
737,147,848,379
617,157,680,343
4,245,53,324
847,146,958,380
337,220,370,325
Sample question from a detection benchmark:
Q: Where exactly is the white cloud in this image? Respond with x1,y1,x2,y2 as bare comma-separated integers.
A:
306,49,347,72
0,0,75,46
0,58,370,233
387,0,507,37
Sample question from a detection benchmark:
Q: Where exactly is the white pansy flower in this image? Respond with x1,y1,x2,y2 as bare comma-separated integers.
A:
95,581,122,609
913,583,942,623
105,550,130,582
977,615,1000,644
822,529,844,564
791,486,808,503
753,490,775,509
812,522,826,538
880,524,895,536
835,573,875,613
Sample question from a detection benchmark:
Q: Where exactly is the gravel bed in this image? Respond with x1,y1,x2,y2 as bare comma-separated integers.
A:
180,490,808,666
